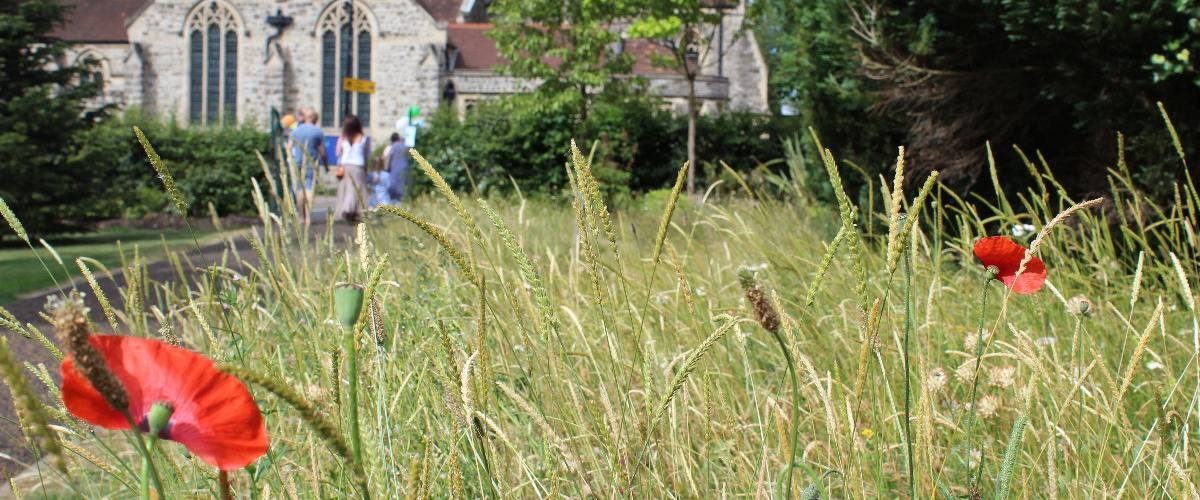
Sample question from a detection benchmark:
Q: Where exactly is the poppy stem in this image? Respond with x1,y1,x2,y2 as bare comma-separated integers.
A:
344,324,363,470
140,437,157,500
123,412,165,500
963,268,996,488
902,234,916,498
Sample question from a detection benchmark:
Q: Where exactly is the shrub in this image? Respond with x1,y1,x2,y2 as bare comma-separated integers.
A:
416,93,787,202
71,111,271,220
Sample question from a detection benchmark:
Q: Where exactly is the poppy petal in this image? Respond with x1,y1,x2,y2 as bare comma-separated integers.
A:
973,236,1024,275
60,357,130,430
1002,256,1047,295
63,336,268,470
973,236,1047,294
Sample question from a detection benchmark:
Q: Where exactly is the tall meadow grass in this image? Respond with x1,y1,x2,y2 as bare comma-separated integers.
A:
0,123,1198,497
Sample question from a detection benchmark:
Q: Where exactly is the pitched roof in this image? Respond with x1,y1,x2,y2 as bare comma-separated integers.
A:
627,39,676,76
415,0,464,24
447,23,503,70
50,0,150,43
447,23,678,75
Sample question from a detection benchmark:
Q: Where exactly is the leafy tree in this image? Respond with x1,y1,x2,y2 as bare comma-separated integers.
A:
749,0,901,200
0,0,106,233
627,0,722,196
755,0,1199,199
488,0,638,122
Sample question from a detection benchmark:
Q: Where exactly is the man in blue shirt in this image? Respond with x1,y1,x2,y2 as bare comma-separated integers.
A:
290,108,326,222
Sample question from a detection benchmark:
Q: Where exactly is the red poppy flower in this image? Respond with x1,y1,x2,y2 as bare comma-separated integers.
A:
973,236,1046,294
61,336,267,470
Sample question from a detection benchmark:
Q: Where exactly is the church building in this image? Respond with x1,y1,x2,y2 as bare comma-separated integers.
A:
53,0,769,142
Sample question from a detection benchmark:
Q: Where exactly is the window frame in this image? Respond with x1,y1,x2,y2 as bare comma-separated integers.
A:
184,1,241,125
316,2,375,128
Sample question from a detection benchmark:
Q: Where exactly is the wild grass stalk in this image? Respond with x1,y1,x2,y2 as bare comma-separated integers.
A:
10,132,1200,497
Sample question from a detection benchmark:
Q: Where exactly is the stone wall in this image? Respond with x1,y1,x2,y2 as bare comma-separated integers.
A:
65,43,140,109
719,12,769,112
93,0,769,143
125,0,446,144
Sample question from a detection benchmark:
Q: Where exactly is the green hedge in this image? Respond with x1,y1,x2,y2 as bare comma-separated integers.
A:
71,112,271,221
416,93,789,204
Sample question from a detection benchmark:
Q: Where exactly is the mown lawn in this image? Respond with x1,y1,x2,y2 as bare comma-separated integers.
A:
0,227,214,304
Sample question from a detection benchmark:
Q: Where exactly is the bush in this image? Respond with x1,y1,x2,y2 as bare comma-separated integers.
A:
416,92,787,203
71,111,271,220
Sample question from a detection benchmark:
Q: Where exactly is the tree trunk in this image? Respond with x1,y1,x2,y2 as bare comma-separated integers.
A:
686,74,697,197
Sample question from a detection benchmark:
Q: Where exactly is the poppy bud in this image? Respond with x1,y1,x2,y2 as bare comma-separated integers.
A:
1068,294,1093,316
334,284,365,328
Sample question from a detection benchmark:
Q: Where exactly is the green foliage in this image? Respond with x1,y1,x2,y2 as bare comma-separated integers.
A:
626,0,720,72
0,1,269,233
0,0,107,233
70,112,270,220
489,0,638,119
752,0,1199,201
749,0,902,197
416,93,784,201
13,135,1200,497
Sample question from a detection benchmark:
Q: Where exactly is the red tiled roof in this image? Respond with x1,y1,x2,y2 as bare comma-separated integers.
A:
416,0,463,24
447,23,679,75
627,39,677,76
447,23,504,70
50,0,150,43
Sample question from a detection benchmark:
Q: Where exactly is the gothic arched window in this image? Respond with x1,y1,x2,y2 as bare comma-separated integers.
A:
317,2,374,127
73,51,106,89
185,1,240,124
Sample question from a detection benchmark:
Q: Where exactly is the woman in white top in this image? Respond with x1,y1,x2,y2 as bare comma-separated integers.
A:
334,114,371,222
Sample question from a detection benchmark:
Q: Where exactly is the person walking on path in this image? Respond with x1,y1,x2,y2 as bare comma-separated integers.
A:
384,132,410,204
334,114,370,222
290,108,326,224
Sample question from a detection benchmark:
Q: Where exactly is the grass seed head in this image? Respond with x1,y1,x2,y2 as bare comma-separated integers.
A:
50,292,128,413
0,195,28,244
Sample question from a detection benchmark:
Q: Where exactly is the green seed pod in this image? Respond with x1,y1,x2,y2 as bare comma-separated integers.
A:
334,284,365,328
146,402,174,438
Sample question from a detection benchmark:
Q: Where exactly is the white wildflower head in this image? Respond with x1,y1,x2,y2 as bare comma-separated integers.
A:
988,366,1017,389
976,394,1002,419
1034,336,1056,348
927,367,948,393
1010,223,1036,238
967,448,983,469
43,290,90,318
1067,294,1094,316
964,330,991,353
955,358,980,383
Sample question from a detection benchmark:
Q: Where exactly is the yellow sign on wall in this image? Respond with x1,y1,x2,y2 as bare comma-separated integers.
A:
342,77,376,94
